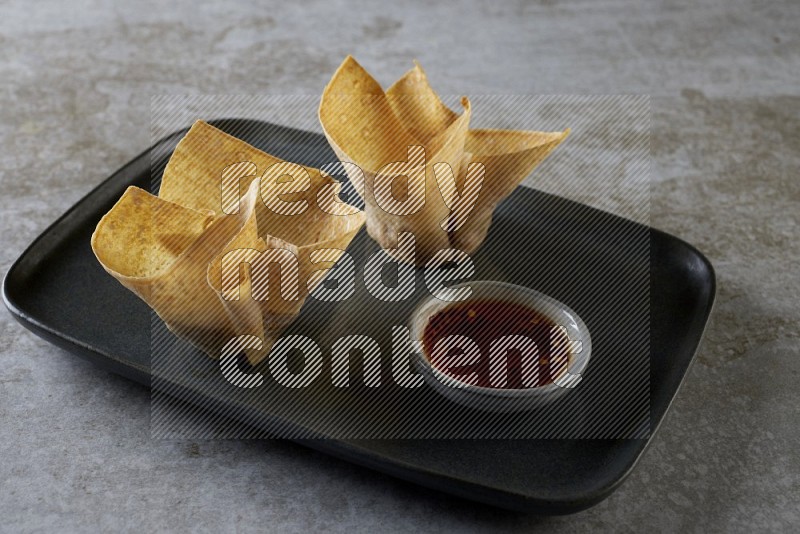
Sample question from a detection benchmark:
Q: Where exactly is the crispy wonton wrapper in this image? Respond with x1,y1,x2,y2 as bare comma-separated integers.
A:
92,121,365,364
319,56,569,265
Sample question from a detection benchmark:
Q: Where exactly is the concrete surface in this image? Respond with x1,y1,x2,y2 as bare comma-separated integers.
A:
1,0,798,531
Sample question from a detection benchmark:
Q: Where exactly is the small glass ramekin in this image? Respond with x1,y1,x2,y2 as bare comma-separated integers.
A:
409,281,592,412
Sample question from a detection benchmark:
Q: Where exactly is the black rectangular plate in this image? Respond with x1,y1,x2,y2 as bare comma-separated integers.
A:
3,119,715,514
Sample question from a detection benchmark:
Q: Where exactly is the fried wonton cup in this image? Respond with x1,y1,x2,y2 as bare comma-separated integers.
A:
319,56,569,265
92,121,365,363
206,177,364,364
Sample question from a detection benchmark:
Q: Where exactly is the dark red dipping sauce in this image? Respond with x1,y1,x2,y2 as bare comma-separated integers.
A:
422,299,571,389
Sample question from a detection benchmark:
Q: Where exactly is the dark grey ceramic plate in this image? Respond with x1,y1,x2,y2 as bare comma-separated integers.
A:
3,119,715,514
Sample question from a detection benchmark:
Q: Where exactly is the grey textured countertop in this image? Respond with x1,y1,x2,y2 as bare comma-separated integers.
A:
1,0,798,532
